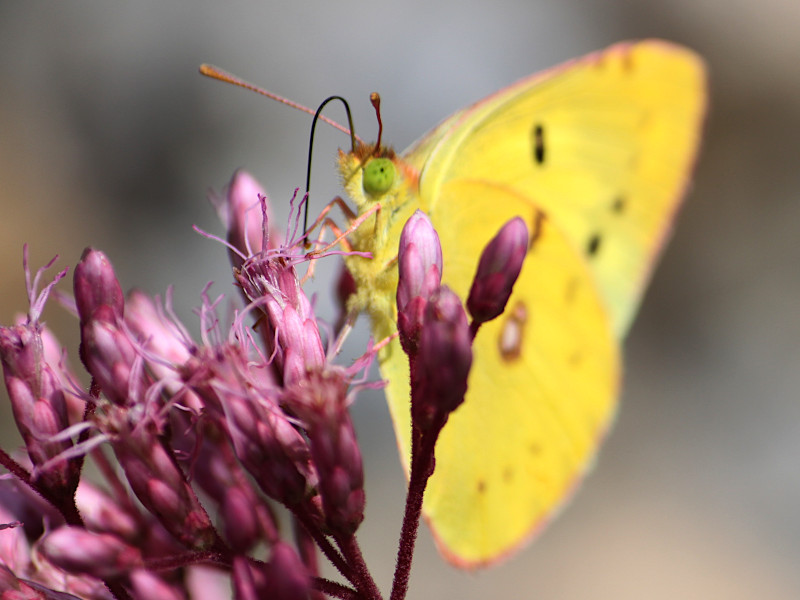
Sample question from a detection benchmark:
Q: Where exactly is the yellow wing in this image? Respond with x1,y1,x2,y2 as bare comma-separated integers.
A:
410,40,707,336
341,39,706,567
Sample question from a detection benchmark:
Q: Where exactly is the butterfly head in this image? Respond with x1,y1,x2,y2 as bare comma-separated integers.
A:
339,142,418,213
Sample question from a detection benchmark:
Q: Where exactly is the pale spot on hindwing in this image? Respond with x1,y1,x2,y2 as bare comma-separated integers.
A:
498,301,528,361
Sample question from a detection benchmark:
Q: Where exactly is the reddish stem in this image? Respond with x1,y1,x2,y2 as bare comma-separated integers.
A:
336,533,382,599
389,428,438,600
292,505,354,584
312,576,360,600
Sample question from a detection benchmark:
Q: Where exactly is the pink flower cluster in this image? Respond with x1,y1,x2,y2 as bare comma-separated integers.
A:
0,171,527,600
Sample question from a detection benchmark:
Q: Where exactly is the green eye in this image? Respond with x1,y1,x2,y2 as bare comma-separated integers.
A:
362,158,395,196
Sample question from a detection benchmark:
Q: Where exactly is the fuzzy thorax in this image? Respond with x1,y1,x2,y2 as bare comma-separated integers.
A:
337,148,420,337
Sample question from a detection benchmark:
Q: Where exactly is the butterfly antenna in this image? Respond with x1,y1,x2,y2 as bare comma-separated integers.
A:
199,64,362,144
304,96,357,237
370,92,383,154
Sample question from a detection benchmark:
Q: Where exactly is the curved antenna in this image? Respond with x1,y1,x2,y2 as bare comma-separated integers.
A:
304,95,356,235
370,92,383,154
199,64,363,143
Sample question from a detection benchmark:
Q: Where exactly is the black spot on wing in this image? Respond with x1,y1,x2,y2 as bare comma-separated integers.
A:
527,210,545,253
611,196,626,214
586,233,602,257
532,124,545,165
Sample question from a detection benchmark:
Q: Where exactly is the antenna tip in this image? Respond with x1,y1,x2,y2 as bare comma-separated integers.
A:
370,92,381,109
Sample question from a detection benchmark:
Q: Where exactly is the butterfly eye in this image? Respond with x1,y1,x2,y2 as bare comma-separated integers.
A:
362,158,395,196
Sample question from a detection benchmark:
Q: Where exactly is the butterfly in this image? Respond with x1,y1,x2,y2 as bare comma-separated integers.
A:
338,40,707,568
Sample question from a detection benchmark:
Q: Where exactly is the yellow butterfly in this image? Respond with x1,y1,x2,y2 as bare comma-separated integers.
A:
339,40,707,568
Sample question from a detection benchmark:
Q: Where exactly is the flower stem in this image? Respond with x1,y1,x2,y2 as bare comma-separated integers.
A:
292,506,354,584
390,430,437,600
337,533,382,599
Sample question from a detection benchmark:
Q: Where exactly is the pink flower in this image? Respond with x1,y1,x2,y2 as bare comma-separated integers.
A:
467,217,528,327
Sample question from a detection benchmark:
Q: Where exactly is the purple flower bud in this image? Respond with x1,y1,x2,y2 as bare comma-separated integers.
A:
38,325,85,426
125,290,191,367
220,486,260,552
467,217,528,325
73,248,124,324
217,385,316,506
114,430,216,550
236,254,324,384
411,286,472,432
0,323,72,489
396,210,443,313
267,543,311,600
0,565,83,600
79,305,141,406
190,442,278,551
130,569,185,600
232,557,265,600
396,211,444,355
75,482,139,541
221,170,283,271
40,527,142,579
285,369,365,535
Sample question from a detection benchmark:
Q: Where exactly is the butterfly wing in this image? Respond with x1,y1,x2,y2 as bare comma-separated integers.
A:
412,40,707,336
378,189,620,567
355,40,706,567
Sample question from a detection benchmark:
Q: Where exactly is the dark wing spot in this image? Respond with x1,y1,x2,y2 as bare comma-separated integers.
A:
527,210,545,252
528,442,542,455
532,124,545,165
568,350,584,366
586,233,602,257
611,196,626,214
477,480,486,494
503,467,514,483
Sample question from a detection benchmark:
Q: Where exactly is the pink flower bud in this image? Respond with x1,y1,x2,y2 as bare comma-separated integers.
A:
222,170,282,270
0,565,81,600
73,248,124,324
232,556,265,600
40,527,141,579
129,569,184,600
78,305,141,406
38,326,85,426
0,323,72,489
75,482,139,541
220,486,260,552
285,369,365,535
114,431,216,550
396,210,443,313
467,217,528,325
236,254,324,385
267,542,311,600
411,286,472,432
396,211,444,355
125,290,191,367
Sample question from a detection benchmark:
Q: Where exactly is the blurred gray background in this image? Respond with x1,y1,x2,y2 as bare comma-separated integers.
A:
1,1,799,598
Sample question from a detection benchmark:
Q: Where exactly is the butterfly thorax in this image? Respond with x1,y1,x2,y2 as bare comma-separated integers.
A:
337,146,420,339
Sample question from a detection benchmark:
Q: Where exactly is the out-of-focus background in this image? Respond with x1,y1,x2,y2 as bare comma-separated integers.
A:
1,2,799,598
